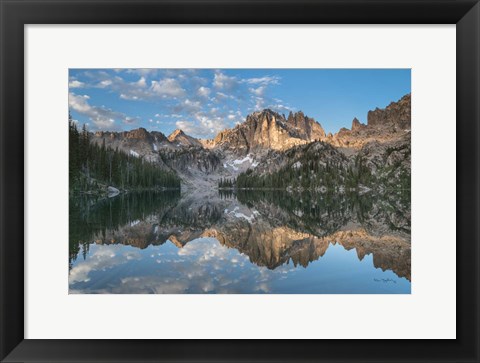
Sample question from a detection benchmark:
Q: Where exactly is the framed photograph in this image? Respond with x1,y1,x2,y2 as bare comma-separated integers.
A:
1,0,478,362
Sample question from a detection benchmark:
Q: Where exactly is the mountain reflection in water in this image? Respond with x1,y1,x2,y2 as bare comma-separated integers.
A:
69,190,411,294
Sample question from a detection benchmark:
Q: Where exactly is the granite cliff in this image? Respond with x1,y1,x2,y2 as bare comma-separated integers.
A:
89,94,411,191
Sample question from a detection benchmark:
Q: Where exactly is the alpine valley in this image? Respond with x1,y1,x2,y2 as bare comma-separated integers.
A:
69,92,412,294
84,93,411,193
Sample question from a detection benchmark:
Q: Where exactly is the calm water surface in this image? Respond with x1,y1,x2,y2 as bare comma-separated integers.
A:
69,190,411,293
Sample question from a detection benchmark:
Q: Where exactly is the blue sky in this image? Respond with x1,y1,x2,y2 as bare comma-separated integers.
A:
69,69,410,138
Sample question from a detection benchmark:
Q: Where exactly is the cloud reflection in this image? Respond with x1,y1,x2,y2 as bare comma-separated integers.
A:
70,238,295,293
69,245,141,285
69,236,410,294
69,190,411,294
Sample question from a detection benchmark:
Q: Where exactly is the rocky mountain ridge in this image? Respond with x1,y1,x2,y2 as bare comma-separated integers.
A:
168,129,202,147
326,93,411,150
207,109,326,153
89,93,411,189
92,93,410,154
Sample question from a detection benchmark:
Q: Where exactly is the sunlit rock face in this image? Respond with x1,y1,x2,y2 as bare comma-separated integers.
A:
210,109,326,153
368,93,411,129
90,93,410,160
70,87,413,294
167,129,202,147
287,110,326,140
351,117,365,131
87,94,411,192
326,94,411,150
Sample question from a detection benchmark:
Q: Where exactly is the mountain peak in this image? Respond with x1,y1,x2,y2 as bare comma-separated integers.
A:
260,108,277,114
285,110,326,141
249,109,283,120
125,127,151,140
211,108,326,152
351,117,364,131
169,129,185,139
367,93,411,129
168,129,201,147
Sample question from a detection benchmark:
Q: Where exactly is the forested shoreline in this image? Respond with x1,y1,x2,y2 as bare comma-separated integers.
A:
69,116,181,195
219,146,410,192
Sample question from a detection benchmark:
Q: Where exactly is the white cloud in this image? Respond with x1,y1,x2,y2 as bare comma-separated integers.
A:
79,71,186,101
97,79,113,88
249,86,266,96
69,92,139,130
215,92,236,101
136,76,147,88
213,72,280,91
254,97,265,111
173,99,202,114
210,73,282,111
120,94,139,100
197,86,211,98
69,69,287,133
175,110,228,138
175,120,203,136
69,80,85,88
155,113,183,119
151,78,185,98
93,75,152,101
269,103,294,113
242,76,280,86
213,71,239,90
125,68,159,77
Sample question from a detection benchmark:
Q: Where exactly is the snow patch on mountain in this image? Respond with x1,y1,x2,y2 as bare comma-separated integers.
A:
233,155,254,165
223,154,258,172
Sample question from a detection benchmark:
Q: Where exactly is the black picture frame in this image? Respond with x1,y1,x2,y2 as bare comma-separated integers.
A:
1,0,479,362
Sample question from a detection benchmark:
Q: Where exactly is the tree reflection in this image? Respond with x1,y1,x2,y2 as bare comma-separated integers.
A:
69,189,410,280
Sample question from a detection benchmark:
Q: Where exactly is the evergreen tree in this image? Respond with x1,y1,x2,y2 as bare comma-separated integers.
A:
69,118,181,192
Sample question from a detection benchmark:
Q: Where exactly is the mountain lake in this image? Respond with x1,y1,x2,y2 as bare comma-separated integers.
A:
69,190,411,294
